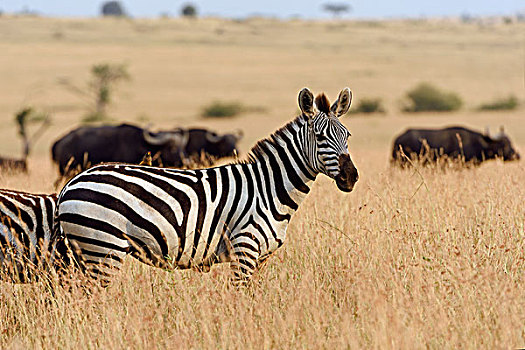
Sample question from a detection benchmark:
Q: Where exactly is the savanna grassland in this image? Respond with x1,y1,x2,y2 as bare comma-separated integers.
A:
0,15,524,349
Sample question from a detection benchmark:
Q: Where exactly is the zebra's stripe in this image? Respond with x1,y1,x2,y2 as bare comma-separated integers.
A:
0,190,58,281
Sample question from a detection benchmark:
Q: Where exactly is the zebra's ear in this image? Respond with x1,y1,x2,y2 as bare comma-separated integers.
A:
298,88,315,118
330,87,352,118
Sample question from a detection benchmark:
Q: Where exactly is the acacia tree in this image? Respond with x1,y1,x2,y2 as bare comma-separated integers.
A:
15,107,51,159
59,63,130,122
90,63,130,119
322,3,352,18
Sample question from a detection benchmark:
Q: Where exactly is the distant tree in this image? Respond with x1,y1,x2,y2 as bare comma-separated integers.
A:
181,3,197,18
101,1,126,17
15,107,51,160
322,3,351,18
58,63,130,123
89,63,130,119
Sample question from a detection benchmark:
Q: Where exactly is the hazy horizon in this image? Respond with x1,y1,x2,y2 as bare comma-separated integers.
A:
1,0,524,19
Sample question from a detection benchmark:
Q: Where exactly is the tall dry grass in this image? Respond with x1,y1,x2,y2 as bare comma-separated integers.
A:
0,15,523,349
1,156,523,349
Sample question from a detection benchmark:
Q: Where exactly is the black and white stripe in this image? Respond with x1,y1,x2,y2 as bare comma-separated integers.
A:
0,189,57,281
55,87,358,284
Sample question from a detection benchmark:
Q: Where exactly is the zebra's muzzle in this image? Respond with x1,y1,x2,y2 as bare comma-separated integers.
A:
335,154,358,192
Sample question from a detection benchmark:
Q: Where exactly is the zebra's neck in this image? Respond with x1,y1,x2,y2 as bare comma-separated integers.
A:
242,116,318,215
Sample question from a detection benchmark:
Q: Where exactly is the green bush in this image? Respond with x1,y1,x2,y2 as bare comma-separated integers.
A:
403,83,462,112
350,98,386,114
202,101,243,118
478,96,518,111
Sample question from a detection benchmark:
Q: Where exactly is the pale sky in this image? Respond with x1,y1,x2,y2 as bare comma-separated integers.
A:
1,0,523,19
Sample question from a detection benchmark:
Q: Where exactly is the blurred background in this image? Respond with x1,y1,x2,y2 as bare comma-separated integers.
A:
2,0,524,19
0,0,523,188
0,3,524,348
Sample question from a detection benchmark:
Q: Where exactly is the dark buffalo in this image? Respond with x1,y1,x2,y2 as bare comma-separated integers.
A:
391,126,520,166
183,128,242,165
52,123,242,176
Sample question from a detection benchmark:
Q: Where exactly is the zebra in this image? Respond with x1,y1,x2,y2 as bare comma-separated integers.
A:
0,189,58,282
54,87,359,285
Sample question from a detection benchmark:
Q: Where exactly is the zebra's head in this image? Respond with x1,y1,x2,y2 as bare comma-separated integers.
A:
298,87,358,192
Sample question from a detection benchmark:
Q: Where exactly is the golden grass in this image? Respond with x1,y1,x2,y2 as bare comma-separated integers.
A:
0,16,523,349
1,160,524,348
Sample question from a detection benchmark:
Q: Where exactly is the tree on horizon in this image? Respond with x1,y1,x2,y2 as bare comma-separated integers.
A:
322,2,352,18
101,1,127,17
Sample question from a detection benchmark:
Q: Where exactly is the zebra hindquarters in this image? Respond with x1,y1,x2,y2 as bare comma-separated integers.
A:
0,243,33,283
0,224,40,283
58,220,130,285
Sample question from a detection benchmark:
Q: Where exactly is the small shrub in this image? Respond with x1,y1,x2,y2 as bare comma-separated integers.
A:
202,101,243,118
350,98,385,114
478,96,518,111
403,83,462,112
503,17,513,24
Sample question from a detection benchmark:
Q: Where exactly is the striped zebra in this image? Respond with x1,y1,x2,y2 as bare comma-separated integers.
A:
54,87,359,285
0,190,58,282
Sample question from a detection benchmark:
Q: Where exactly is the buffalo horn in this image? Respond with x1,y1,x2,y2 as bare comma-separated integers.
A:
205,132,222,143
143,130,183,146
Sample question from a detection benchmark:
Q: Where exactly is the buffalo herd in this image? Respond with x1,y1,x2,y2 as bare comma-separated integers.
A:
391,126,520,166
51,123,243,177
0,118,520,175
50,122,518,176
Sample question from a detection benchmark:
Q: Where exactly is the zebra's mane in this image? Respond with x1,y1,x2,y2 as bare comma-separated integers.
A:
236,93,331,165
315,93,331,114
235,115,306,165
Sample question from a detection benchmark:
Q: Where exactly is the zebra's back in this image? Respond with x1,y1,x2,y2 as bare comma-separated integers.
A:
57,164,240,275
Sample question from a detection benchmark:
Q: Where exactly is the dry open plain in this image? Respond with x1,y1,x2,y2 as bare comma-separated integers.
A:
0,16,524,348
